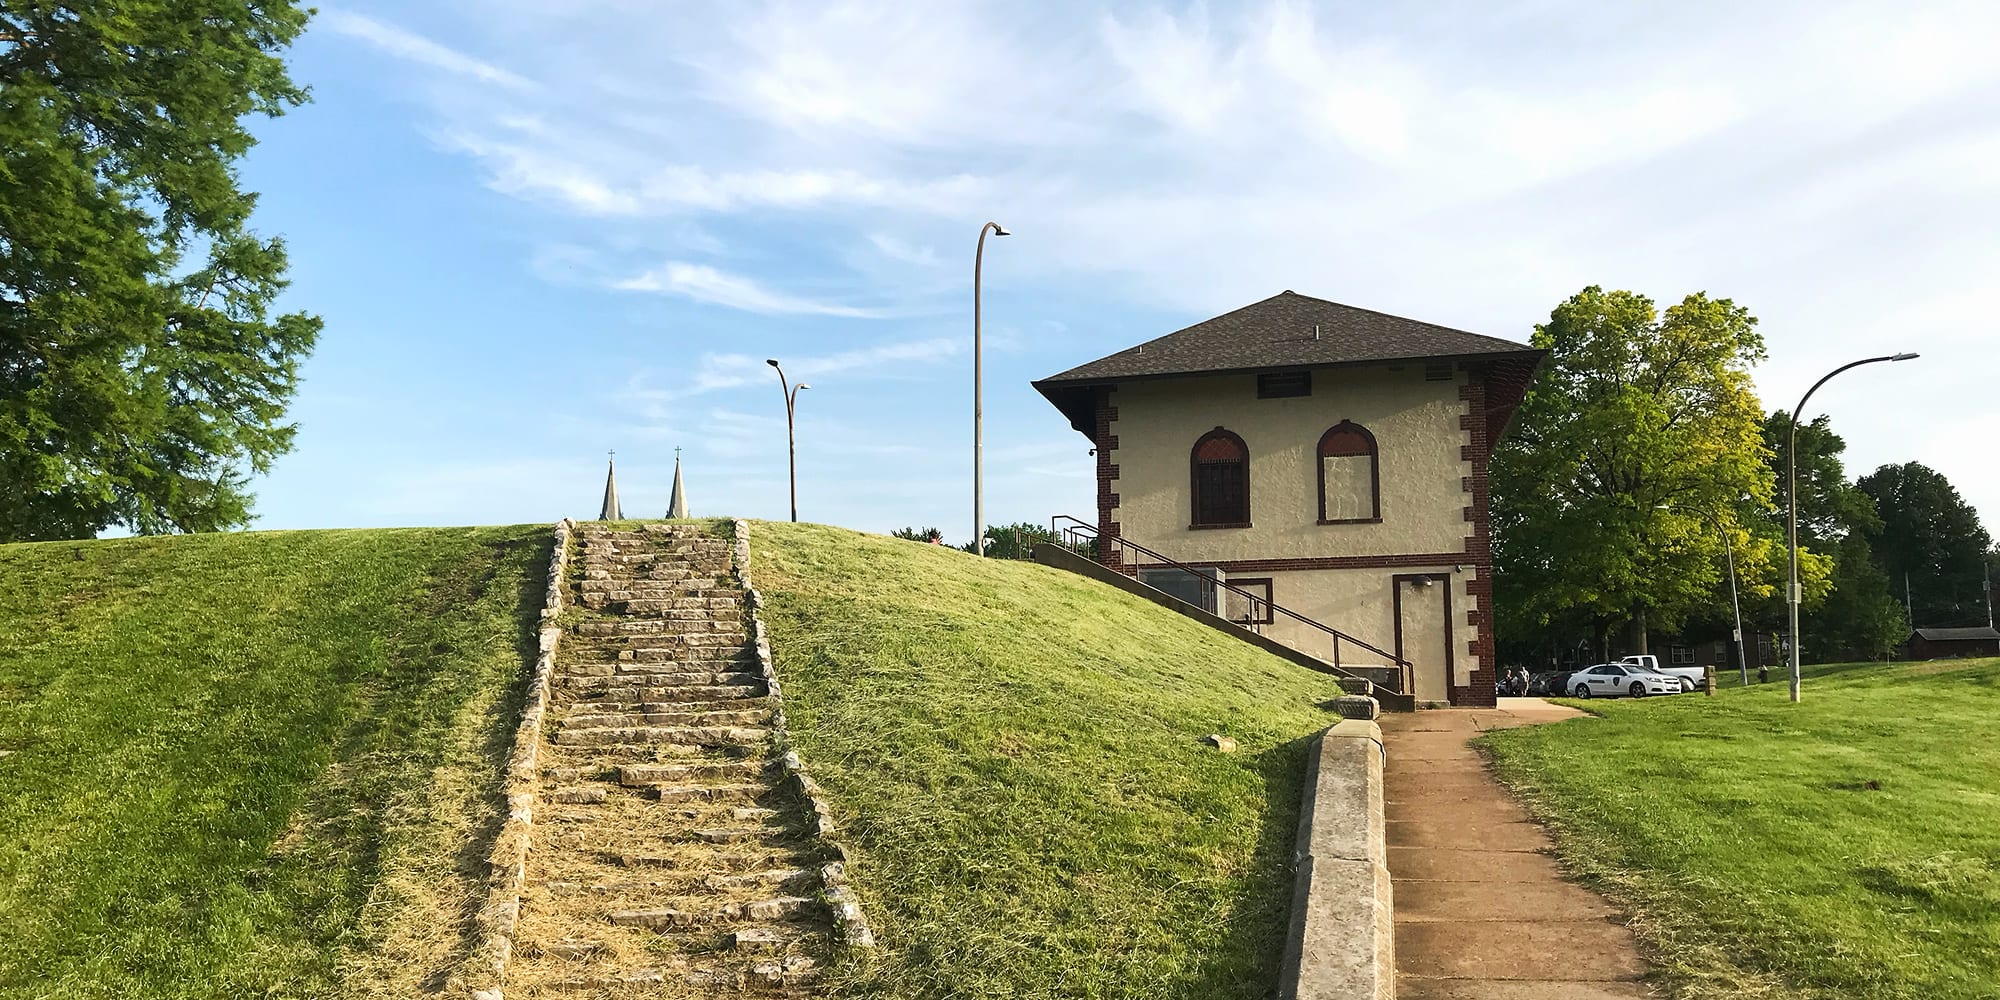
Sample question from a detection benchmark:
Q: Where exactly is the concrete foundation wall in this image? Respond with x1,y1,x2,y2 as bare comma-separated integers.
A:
1280,720,1393,1000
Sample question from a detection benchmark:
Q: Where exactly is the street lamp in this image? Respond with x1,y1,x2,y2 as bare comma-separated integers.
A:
766,359,810,523
1787,352,1918,702
973,220,1009,557
1658,503,1748,686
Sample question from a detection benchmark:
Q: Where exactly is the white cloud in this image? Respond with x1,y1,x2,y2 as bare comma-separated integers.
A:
329,0,2000,527
320,10,535,91
615,262,886,318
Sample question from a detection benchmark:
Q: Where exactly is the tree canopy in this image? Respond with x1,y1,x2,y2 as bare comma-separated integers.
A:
1858,462,1994,629
1760,412,1905,660
1493,286,1809,655
0,1,320,541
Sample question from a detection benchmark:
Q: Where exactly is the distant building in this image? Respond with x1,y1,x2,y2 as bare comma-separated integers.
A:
1033,291,1543,707
1904,626,2000,659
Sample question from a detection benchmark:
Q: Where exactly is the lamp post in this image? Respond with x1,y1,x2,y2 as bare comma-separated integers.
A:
766,359,810,523
1659,503,1748,686
1787,353,1918,702
973,220,1009,556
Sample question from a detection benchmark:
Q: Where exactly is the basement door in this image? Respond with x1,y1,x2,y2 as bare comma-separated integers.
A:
1394,574,1454,703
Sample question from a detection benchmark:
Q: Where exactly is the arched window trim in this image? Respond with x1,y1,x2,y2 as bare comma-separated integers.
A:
1189,427,1251,529
1317,420,1382,524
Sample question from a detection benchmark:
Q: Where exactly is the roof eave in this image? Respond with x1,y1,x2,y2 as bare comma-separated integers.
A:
1034,347,1548,390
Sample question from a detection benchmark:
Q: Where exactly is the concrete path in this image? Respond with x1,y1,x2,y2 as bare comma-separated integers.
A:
1382,698,1656,999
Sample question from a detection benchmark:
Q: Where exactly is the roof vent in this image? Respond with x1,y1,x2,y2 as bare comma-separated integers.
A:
1312,324,1321,341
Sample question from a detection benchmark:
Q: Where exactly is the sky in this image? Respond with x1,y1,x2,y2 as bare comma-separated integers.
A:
238,0,2000,541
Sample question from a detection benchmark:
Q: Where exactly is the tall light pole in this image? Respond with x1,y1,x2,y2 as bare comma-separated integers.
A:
1660,503,1748,686
766,359,810,523
973,221,1009,556
1787,352,1918,702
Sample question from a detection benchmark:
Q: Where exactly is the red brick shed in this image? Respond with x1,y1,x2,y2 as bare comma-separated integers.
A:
1904,626,2000,659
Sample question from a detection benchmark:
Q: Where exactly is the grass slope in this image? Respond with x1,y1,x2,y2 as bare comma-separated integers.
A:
1483,659,2000,1000
751,521,1347,999
0,527,546,999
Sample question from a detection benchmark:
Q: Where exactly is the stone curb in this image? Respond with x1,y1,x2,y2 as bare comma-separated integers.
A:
1279,720,1393,1000
731,519,878,949
468,519,574,1000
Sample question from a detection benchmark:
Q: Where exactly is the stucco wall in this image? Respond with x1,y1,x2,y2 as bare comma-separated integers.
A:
1252,567,1478,696
1109,367,1472,562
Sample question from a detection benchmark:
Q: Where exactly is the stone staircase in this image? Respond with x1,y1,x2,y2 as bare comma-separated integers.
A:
500,522,852,996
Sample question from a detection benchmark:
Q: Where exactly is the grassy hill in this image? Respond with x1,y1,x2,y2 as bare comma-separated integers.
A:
1483,658,2000,1000
0,527,547,999
753,522,1345,998
0,521,1348,998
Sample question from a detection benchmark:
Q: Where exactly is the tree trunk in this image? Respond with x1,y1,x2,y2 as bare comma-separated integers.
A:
1626,607,1649,655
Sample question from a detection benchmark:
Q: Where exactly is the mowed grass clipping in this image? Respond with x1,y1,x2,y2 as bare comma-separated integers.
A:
1482,658,2000,1000
750,521,1347,999
0,526,547,999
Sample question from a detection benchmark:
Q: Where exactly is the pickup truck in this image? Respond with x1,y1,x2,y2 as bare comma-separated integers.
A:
1618,654,1702,692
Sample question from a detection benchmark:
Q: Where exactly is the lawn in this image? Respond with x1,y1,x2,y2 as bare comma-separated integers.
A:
749,521,1346,999
0,526,547,999
1482,658,2000,1000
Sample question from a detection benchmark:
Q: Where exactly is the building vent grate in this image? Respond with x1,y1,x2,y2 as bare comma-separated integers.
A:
1257,371,1312,398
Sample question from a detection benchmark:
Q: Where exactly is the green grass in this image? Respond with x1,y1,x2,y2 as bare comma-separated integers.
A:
0,526,547,999
751,521,1347,999
1482,658,2000,1000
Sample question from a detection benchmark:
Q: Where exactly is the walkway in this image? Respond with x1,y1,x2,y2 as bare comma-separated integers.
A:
1381,699,1655,999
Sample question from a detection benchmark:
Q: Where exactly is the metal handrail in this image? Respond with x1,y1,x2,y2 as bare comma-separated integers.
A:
1049,515,1412,693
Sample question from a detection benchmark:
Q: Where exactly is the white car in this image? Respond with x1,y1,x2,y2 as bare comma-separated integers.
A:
1566,663,1683,698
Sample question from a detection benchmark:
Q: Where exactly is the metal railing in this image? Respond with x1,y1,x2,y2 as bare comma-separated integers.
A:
1049,515,1412,693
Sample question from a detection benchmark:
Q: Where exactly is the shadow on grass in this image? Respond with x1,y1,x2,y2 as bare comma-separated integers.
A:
1187,729,1317,999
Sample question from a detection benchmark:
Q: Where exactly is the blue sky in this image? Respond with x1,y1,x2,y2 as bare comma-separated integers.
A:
238,1,2000,540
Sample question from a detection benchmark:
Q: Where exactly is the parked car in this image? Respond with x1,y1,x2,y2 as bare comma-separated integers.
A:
1617,654,1703,692
1565,662,1684,698
1527,670,1570,696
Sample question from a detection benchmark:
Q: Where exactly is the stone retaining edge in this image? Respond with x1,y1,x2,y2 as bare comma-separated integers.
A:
1279,720,1394,1000
467,518,573,1000
730,518,878,949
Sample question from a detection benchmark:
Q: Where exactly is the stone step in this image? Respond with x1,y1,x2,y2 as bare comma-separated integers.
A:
558,661,754,681
582,567,699,580
688,957,823,989
649,783,766,803
614,851,803,871
565,683,768,704
564,708,771,730
575,616,725,634
694,826,782,845
551,725,768,748
548,785,611,804
561,665,762,681
611,598,742,614
557,673,766,693
539,868,813,898
610,643,753,661
606,896,815,929
618,760,769,785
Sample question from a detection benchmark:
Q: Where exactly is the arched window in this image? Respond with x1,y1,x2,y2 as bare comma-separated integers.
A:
1318,421,1380,523
1190,428,1250,528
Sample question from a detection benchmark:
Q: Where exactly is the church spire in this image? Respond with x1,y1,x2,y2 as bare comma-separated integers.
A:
598,451,622,521
666,447,689,518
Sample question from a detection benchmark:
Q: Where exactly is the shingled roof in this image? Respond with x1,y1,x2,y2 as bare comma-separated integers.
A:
1911,627,2000,641
1032,290,1544,434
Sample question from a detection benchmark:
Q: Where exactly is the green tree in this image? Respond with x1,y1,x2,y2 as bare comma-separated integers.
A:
1766,412,1880,544
1493,286,1817,655
1857,462,1993,628
1,1,320,541
958,522,1056,560
1802,532,1908,661
1759,411,1905,660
